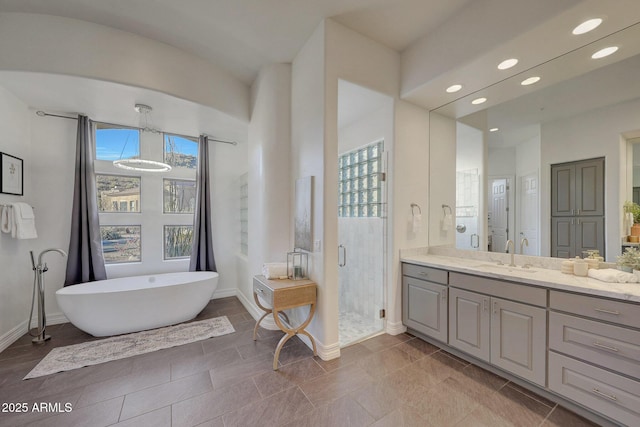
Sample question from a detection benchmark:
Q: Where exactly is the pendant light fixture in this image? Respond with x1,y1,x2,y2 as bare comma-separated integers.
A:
113,104,172,172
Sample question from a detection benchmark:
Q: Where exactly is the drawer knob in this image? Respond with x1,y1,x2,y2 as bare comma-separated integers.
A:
591,388,617,401
594,307,620,316
593,341,619,353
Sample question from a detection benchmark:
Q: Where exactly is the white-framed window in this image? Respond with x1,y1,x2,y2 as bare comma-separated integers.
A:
338,140,383,218
94,124,198,266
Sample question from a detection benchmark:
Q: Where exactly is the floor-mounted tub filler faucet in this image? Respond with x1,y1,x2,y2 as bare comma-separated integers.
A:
29,249,67,344
505,239,516,267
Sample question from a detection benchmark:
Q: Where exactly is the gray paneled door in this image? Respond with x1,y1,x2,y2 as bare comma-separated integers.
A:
551,158,604,258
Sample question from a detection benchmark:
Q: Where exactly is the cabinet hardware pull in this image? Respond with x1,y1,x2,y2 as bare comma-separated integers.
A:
493,301,498,314
593,342,619,352
441,290,446,300
419,271,429,277
483,299,488,312
591,388,617,401
256,288,264,293
594,308,620,315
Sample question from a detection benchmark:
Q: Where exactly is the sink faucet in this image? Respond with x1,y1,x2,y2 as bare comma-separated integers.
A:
520,237,529,255
505,240,515,266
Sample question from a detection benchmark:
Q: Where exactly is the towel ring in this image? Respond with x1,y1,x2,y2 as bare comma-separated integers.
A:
410,203,421,215
442,204,452,215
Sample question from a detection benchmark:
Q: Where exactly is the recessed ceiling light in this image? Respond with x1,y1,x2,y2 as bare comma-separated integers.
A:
498,58,518,70
489,128,499,132
471,97,487,105
446,84,463,93
572,18,603,35
521,76,541,86
591,46,618,59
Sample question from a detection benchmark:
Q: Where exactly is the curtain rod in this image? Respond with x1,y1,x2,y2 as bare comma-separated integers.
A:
35,111,238,146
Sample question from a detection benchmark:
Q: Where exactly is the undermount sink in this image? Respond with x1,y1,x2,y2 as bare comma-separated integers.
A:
475,263,538,274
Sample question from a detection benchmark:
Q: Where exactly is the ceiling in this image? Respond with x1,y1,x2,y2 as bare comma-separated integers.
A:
0,0,472,85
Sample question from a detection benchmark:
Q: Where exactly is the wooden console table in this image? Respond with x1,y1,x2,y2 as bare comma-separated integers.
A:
252,275,318,370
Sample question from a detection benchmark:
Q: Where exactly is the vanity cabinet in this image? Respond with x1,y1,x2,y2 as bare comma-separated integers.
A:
402,264,448,343
548,290,640,426
448,273,547,386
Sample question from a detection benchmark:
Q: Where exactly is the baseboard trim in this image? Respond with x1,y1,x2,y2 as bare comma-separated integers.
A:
212,288,237,299
385,320,407,336
0,320,28,353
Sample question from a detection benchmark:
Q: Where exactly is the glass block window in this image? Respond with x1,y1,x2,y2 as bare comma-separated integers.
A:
100,226,141,264
96,175,141,212
239,173,248,255
164,134,198,169
338,140,383,217
164,225,194,259
163,179,196,213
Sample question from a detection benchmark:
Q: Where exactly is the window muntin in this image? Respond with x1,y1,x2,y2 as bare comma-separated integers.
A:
96,174,141,212
100,226,141,264
338,141,383,217
164,225,193,259
163,179,196,213
95,123,140,161
164,134,198,169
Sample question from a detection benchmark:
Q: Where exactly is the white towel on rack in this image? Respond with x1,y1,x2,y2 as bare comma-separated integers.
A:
1,205,12,234
442,213,453,231
411,213,422,233
11,202,37,239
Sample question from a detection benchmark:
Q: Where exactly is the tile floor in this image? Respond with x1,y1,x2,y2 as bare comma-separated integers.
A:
338,311,382,347
0,297,600,427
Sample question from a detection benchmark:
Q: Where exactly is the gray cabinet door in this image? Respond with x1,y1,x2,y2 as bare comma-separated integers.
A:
576,216,605,256
551,163,575,217
490,297,547,386
551,217,575,258
448,287,490,362
402,277,447,342
575,158,604,216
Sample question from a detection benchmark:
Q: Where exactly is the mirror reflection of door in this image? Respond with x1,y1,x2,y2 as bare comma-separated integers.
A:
518,173,539,256
489,178,510,253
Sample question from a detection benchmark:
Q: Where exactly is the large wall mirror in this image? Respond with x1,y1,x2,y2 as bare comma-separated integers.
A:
429,21,640,262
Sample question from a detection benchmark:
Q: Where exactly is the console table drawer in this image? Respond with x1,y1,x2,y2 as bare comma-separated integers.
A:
550,291,639,329
549,312,640,380
253,277,274,305
549,352,640,427
402,263,448,284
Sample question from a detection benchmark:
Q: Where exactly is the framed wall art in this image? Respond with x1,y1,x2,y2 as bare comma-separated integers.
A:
0,152,24,196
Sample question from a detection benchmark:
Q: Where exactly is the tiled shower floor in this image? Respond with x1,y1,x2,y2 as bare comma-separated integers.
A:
339,311,383,347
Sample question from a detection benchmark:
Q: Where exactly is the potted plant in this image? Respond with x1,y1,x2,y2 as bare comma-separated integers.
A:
616,246,640,273
623,201,640,241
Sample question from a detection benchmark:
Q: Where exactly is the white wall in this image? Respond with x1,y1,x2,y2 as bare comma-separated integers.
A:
291,23,328,353
516,133,541,176
0,86,35,351
488,147,516,176
0,13,249,122
429,112,456,246
245,64,292,315
541,97,640,260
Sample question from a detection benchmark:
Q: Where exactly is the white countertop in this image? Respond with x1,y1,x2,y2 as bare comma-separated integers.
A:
401,253,640,303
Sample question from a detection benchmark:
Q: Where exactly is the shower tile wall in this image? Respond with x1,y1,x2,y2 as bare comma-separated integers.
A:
338,217,384,338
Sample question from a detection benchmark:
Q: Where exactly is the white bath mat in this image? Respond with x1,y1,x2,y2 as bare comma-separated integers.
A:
24,316,235,379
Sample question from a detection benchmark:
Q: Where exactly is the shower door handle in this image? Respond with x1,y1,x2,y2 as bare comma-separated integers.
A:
338,244,347,267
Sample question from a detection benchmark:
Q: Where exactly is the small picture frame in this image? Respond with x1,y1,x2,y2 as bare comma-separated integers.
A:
0,152,24,196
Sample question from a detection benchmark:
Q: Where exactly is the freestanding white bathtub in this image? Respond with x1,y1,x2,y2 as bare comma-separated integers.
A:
55,272,219,337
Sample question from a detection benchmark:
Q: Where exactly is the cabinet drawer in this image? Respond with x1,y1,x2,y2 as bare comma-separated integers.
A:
550,291,639,329
549,312,640,380
253,278,273,306
402,263,448,284
549,351,640,427
449,272,546,307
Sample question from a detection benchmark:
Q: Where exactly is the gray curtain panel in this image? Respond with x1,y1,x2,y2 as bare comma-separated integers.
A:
189,135,217,272
64,115,107,286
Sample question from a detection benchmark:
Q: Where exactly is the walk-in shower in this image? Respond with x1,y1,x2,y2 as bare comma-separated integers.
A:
29,248,67,344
